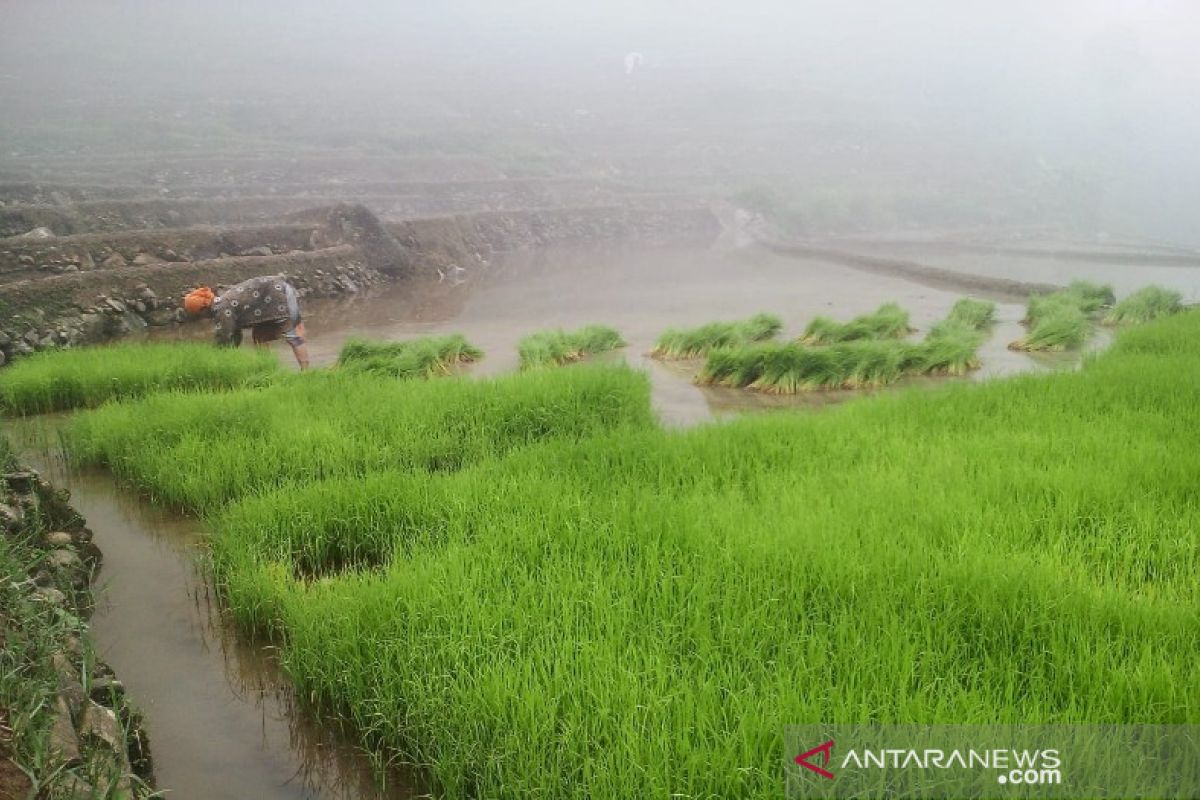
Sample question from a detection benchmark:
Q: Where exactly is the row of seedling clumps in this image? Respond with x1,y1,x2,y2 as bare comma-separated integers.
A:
1009,282,1183,352
336,325,628,376
651,300,994,393
0,284,1182,414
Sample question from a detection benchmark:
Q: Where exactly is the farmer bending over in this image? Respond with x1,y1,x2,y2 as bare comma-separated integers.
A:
183,275,310,370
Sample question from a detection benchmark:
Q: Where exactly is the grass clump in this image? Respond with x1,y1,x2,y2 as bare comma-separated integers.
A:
650,313,782,359
68,364,653,511
800,302,913,344
337,334,482,378
1104,286,1184,326
518,325,625,369
0,342,279,414
199,311,1200,799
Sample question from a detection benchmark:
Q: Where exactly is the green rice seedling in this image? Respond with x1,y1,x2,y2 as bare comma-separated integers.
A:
517,325,625,369
1010,304,1090,352
0,342,279,414
799,302,912,344
701,310,984,392
199,311,1200,799
1066,280,1117,313
701,340,914,392
913,322,985,374
68,363,654,511
337,334,482,378
1104,285,1184,325
1025,281,1114,326
650,313,782,359
1015,282,1115,351
943,297,995,330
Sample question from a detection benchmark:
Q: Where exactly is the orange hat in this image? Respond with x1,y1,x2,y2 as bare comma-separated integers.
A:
183,286,215,315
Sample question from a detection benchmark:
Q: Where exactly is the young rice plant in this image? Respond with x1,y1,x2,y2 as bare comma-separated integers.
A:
517,325,625,369
337,334,482,378
0,342,278,414
650,313,782,359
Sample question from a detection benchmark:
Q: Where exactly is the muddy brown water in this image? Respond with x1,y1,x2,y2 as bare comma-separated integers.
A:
155,241,1079,425
10,241,1104,799
7,421,425,800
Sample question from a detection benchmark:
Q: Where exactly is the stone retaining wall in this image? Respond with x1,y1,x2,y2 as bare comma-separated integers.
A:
1,467,153,797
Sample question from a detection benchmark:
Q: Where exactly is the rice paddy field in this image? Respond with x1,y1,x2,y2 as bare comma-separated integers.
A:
0,341,278,414
36,306,1198,798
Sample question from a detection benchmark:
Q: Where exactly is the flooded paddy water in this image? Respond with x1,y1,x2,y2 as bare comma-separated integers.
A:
158,241,1092,425
6,239,1147,798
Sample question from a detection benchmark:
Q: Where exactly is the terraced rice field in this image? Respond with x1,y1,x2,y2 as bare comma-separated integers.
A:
37,309,1199,798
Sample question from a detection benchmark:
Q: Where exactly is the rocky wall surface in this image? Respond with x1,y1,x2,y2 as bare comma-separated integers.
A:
0,224,317,281
0,247,377,364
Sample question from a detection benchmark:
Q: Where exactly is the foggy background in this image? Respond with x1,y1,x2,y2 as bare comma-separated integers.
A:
2,0,1198,244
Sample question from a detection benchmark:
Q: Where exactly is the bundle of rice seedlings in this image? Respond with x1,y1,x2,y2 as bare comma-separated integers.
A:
1026,281,1114,325
1009,305,1089,352
337,334,482,378
650,313,782,359
696,344,770,388
702,306,987,393
1066,280,1117,314
1103,286,1184,326
518,325,625,369
800,302,913,344
701,340,914,393
914,323,985,374
944,298,996,331
1014,281,1113,352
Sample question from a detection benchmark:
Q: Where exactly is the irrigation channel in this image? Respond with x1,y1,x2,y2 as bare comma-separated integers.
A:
4,239,1143,798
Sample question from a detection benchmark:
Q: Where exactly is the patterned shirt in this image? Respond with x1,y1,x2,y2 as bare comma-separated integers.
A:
211,275,300,345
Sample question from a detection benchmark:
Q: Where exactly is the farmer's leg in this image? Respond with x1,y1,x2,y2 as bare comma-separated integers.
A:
284,321,309,370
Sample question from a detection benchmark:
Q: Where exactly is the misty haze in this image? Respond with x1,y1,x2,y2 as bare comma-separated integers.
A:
1,2,1197,799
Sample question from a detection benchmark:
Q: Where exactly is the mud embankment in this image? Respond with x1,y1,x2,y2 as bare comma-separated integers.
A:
0,204,718,365
0,177,630,210
0,224,319,283
760,238,1061,301
0,153,508,188
0,183,695,238
0,198,327,238
823,238,1200,268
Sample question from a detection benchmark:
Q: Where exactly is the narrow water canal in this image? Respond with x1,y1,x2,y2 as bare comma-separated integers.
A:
8,420,423,800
